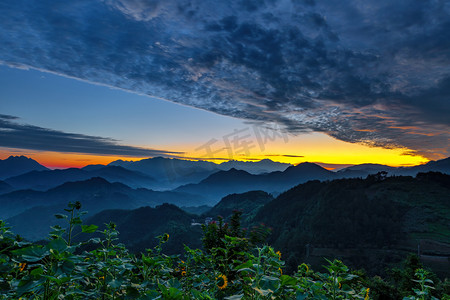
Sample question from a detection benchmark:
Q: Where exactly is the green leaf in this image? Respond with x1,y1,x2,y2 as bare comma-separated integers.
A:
30,267,44,277
89,237,101,244
46,238,68,253
16,277,46,296
12,245,49,262
142,290,162,299
259,275,280,291
254,287,271,297
238,267,256,274
236,260,253,270
225,294,244,299
167,287,183,298
280,275,297,286
296,293,308,300
167,278,182,289
71,217,83,225
343,274,358,280
41,274,62,284
54,214,67,219
60,259,76,274
126,286,140,298
108,278,123,289
81,224,98,233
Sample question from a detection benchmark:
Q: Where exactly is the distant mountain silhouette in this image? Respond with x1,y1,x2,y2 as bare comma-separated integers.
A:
175,163,335,203
5,168,87,190
107,157,294,189
81,164,107,171
4,166,157,191
201,168,259,185
0,155,48,180
7,205,73,241
1,177,207,223
0,180,13,194
269,162,335,187
404,157,450,175
85,204,203,253
217,159,291,174
336,157,450,178
174,169,261,202
90,166,157,187
205,190,274,222
336,163,398,178
108,157,218,189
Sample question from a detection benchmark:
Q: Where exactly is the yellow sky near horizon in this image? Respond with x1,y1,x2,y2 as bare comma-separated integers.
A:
0,132,430,169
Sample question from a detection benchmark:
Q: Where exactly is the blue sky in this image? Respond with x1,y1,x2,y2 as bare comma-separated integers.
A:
0,64,245,148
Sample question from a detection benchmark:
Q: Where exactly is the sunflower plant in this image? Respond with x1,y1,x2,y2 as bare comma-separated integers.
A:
2,203,448,299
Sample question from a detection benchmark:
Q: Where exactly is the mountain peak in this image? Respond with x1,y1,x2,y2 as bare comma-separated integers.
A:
290,162,326,170
425,157,450,166
218,159,291,174
0,155,48,180
281,162,333,180
6,155,41,163
7,155,27,160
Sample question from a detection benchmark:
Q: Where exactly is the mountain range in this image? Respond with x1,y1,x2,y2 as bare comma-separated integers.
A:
16,172,449,277
337,158,450,178
4,165,158,191
175,162,334,202
2,155,450,197
107,157,291,189
1,155,450,248
2,177,209,240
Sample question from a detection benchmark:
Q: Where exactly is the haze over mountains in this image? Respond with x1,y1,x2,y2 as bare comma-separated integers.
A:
4,166,158,191
174,162,335,201
1,155,449,241
2,177,208,240
2,155,449,191
108,157,291,189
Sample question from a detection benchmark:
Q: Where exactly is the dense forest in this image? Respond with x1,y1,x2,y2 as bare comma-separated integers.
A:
256,172,450,276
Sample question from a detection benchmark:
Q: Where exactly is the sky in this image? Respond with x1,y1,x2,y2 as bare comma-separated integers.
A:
0,0,449,169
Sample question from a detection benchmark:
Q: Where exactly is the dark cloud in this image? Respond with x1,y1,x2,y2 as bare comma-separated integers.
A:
0,0,449,158
0,114,19,120
0,115,183,157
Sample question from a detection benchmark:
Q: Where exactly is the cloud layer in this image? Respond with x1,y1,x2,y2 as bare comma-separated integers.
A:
0,115,182,157
0,0,449,158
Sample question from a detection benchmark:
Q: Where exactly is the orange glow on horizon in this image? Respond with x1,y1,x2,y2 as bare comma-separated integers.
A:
0,132,432,170
179,132,430,167
0,150,148,169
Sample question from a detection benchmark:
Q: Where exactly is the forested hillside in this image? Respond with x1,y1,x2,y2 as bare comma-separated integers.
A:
256,172,450,276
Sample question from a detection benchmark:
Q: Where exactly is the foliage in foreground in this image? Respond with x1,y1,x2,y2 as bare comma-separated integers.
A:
0,203,448,299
